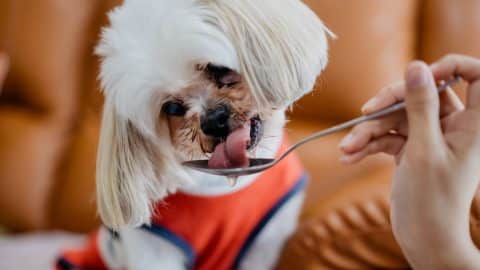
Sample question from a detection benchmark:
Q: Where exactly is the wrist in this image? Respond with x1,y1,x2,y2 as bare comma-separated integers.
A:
400,228,480,270
399,203,472,243
425,239,480,270
459,242,480,270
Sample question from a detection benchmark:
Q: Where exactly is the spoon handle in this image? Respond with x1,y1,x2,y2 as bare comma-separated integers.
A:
277,76,461,163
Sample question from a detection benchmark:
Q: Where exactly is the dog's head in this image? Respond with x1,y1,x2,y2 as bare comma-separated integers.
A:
96,0,332,229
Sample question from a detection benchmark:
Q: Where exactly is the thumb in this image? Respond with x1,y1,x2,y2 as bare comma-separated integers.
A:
404,61,443,145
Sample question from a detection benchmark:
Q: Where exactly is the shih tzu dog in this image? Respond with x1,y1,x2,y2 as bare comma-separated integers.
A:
57,0,331,269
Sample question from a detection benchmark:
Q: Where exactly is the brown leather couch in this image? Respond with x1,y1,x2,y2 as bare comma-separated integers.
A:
1,1,480,269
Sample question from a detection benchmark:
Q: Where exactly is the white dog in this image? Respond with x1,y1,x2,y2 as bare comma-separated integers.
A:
57,0,330,269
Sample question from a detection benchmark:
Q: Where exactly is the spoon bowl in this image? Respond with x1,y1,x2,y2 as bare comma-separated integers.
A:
183,77,460,177
182,158,275,177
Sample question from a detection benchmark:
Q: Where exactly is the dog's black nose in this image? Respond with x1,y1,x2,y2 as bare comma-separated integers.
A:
201,105,230,138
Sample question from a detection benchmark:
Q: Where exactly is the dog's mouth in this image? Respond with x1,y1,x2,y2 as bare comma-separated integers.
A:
208,116,263,169
247,116,263,150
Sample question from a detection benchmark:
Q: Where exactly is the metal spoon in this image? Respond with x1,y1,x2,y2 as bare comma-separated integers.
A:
183,77,460,177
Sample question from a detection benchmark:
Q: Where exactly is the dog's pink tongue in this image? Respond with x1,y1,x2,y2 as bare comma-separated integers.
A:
208,125,251,169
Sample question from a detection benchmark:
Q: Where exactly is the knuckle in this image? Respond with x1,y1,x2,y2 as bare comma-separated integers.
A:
442,53,460,63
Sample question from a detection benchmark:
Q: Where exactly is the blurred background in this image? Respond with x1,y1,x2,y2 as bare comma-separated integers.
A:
0,0,480,269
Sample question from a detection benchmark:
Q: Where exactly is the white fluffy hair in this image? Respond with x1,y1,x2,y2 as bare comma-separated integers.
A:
95,0,331,230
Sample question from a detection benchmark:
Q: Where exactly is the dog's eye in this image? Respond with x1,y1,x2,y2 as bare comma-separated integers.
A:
162,101,187,116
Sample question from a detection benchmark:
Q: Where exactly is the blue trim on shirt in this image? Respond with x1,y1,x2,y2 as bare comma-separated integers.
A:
232,173,309,269
56,257,76,270
141,224,196,269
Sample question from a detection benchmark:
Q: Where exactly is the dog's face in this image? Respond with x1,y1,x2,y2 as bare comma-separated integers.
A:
164,63,265,161
95,0,331,229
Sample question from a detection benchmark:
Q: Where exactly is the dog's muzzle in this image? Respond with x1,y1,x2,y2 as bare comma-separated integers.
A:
201,105,231,138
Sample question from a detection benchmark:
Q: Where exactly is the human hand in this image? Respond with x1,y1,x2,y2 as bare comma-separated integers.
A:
339,54,480,269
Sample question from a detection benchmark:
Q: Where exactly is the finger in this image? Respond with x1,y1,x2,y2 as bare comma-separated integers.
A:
339,112,405,153
439,88,465,117
362,81,405,114
351,89,461,155
340,135,405,165
404,61,444,146
430,54,480,83
363,80,463,116
0,52,9,90
466,80,480,110
430,54,480,110
341,89,460,155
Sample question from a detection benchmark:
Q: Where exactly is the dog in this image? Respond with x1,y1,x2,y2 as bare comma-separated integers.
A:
57,0,331,269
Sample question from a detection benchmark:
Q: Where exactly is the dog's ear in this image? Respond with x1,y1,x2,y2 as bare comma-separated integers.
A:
96,102,186,230
205,63,242,88
96,102,155,229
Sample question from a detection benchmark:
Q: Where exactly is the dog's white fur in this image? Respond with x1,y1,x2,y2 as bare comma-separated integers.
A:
95,0,331,268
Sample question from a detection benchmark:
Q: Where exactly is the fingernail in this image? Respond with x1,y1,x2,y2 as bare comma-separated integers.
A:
406,62,429,89
362,97,378,113
339,134,354,149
